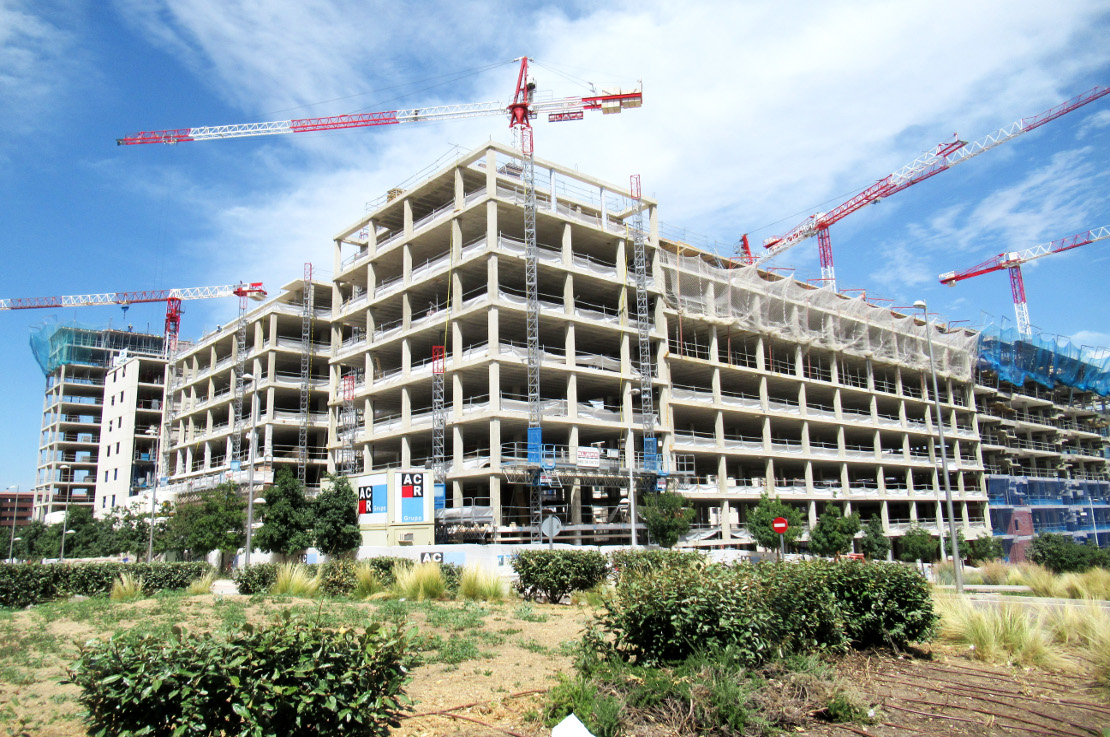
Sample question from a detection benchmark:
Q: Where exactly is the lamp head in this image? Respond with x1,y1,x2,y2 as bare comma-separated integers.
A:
913,300,927,311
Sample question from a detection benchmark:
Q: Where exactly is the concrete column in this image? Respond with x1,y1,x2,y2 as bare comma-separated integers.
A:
403,198,413,237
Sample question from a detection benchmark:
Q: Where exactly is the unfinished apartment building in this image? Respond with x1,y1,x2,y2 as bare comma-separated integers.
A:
329,141,991,550
976,329,1110,560
161,278,333,501
30,323,164,521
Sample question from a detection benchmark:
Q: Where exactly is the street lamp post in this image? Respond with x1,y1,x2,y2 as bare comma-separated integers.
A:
59,464,72,561
6,485,19,561
914,300,964,593
242,374,259,566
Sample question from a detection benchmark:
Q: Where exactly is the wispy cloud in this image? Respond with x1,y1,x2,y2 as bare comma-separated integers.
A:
0,1,80,146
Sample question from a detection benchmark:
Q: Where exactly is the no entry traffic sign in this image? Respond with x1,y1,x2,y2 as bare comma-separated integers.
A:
772,517,788,534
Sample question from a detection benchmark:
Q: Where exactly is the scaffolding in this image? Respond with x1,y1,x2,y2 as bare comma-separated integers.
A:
29,321,163,376
978,325,1110,396
298,264,314,482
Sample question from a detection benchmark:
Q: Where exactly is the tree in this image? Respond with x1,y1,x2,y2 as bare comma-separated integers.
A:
314,474,362,558
253,468,315,557
1027,533,1095,573
899,525,939,563
967,534,1004,564
167,482,245,562
13,520,48,561
641,491,695,548
747,493,804,552
807,504,860,557
859,514,891,561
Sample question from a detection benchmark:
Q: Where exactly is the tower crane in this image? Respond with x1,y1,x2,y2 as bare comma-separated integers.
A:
0,282,266,355
119,58,643,541
751,85,1110,291
938,226,1110,336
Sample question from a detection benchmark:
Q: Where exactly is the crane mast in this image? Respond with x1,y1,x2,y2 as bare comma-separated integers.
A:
631,175,656,485
939,225,1110,336
753,86,1110,290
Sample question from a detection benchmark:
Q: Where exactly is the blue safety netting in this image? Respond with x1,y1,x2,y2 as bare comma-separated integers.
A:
987,475,1110,506
29,320,163,376
977,325,1110,396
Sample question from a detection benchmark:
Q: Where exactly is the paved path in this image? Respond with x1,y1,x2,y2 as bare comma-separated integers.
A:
211,578,242,596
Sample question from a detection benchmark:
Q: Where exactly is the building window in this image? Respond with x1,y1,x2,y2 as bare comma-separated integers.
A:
104,470,109,482
114,469,118,480
111,396,115,406
116,442,120,454
106,446,110,457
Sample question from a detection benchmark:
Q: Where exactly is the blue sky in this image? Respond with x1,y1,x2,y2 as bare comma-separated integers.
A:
2,0,1109,493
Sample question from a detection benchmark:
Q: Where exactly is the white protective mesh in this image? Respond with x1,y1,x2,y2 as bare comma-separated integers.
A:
659,250,976,380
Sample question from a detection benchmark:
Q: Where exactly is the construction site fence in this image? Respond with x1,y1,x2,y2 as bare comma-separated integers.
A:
978,325,1110,396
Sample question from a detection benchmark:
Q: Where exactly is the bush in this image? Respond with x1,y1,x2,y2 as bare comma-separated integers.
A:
359,557,413,587
609,548,704,582
67,612,411,736
353,564,384,600
593,560,936,665
233,562,280,594
1028,533,1102,573
0,562,214,608
512,550,609,604
825,561,937,648
186,570,217,595
321,558,359,597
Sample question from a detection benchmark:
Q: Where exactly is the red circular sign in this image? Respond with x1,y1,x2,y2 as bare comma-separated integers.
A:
772,517,788,534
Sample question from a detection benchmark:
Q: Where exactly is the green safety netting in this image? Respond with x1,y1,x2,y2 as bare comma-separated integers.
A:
29,320,163,376
977,325,1110,396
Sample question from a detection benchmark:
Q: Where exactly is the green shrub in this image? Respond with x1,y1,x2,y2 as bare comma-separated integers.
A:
512,550,609,604
441,562,462,595
186,570,217,595
609,548,704,582
67,611,411,736
596,562,776,665
1028,533,1102,573
0,562,213,608
321,558,359,597
825,560,937,648
593,560,935,665
233,562,280,594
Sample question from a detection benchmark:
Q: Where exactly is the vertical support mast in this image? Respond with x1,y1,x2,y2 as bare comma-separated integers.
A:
340,374,357,474
432,345,446,484
1008,264,1031,337
631,175,656,477
298,263,314,482
817,227,836,291
233,291,248,464
509,56,545,542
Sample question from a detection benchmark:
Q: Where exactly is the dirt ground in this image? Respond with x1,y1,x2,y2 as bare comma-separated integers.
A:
2,595,1109,736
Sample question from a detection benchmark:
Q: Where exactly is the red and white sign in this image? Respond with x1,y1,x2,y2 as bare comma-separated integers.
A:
772,517,788,534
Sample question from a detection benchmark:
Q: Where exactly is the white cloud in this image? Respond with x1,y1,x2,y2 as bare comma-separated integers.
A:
1070,330,1110,349
0,1,80,143
102,0,1110,300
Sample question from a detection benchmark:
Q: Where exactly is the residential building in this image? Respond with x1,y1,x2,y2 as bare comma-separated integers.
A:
327,142,992,550
161,278,332,502
30,322,164,521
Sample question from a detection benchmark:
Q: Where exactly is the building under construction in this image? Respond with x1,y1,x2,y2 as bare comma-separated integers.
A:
325,142,994,549
29,322,164,521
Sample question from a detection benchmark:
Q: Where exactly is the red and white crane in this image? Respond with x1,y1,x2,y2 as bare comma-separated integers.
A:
0,282,267,354
938,226,1110,336
751,85,1110,292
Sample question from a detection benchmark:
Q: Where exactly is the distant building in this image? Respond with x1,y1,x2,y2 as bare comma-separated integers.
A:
0,488,34,531
29,322,163,521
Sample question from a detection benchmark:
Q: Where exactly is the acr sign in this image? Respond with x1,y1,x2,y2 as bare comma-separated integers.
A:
772,517,789,534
